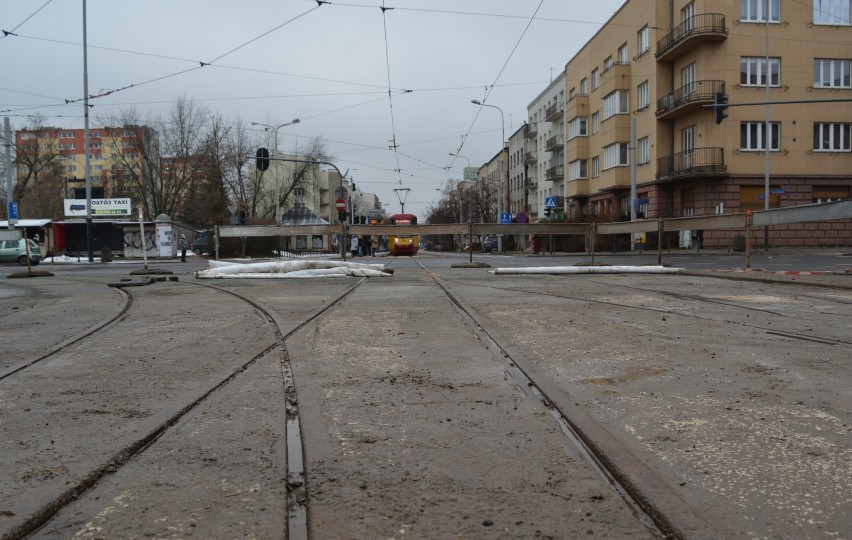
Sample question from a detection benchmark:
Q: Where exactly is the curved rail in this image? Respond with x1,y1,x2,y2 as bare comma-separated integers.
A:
0,284,132,383
8,278,366,540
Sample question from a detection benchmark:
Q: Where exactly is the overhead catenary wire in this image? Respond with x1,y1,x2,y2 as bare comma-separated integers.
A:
380,1,404,186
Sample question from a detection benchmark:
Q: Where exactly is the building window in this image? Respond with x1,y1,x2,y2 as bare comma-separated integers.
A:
637,25,649,55
740,122,781,151
65,165,76,172
637,81,649,110
569,87,576,100
603,142,629,169
603,90,629,120
741,57,780,87
638,137,649,164
569,160,588,180
814,59,851,88
592,156,600,177
813,123,852,151
603,56,614,72
741,0,780,21
21,132,36,140
618,43,628,64
59,143,76,150
812,186,850,203
592,68,600,90
814,0,851,24
580,77,588,95
568,117,588,139
592,112,600,134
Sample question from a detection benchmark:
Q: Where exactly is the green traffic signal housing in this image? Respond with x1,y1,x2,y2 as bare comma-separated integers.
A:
714,92,729,124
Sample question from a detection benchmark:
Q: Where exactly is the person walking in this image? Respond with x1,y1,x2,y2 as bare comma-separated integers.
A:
532,234,541,255
178,233,189,262
350,235,359,258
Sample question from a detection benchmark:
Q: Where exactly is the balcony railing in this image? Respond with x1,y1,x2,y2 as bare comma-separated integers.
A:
656,13,727,61
524,150,538,164
656,80,725,119
656,147,727,180
544,134,564,152
545,165,564,181
545,102,564,122
524,123,538,138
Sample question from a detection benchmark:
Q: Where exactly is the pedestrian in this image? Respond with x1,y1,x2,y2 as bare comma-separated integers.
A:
370,235,377,257
178,233,188,262
532,234,541,255
364,235,373,257
350,235,359,258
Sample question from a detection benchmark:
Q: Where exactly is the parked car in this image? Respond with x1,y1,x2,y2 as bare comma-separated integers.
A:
481,236,499,253
0,238,42,266
191,232,213,255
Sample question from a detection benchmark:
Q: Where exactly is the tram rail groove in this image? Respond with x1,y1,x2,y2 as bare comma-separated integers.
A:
456,279,852,347
0,284,132,383
415,260,720,540
5,279,365,540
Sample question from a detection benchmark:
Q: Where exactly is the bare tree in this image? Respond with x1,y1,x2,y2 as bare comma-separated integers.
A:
11,115,65,219
112,96,208,220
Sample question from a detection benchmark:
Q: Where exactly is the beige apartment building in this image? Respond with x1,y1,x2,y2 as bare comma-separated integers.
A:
564,0,852,247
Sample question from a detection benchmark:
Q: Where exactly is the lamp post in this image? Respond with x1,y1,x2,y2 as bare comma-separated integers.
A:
471,99,506,252
251,119,300,223
449,152,472,180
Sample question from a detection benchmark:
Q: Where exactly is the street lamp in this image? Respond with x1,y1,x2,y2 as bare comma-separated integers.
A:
449,152,474,182
250,118,300,223
471,99,506,251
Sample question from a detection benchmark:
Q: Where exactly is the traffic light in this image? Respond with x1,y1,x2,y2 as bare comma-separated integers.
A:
544,207,552,218
714,92,729,124
256,147,270,171
239,210,247,225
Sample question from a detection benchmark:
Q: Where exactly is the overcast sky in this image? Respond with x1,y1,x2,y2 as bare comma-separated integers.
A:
1,0,626,218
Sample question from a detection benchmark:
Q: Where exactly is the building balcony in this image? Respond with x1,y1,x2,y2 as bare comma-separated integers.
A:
656,147,727,180
524,150,538,164
600,63,631,95
524,123,538,138
544,135,564,152
567,178,589,197
544,102,564,122
566,135,589,158
656,80,725,119
545,165,564,181
656,13,727,62
566,94,589,118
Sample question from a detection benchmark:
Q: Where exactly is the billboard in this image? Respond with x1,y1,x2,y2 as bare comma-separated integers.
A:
64,198,132,217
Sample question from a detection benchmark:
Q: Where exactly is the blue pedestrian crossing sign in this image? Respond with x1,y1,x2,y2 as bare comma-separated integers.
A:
544,196,557,208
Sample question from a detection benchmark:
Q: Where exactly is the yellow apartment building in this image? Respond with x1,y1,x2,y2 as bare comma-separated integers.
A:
564,0,851,247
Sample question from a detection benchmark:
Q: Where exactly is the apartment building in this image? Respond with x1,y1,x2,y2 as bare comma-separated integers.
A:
527,72,567,222
564,0,852,247
507,125,528,217
16,126,150,202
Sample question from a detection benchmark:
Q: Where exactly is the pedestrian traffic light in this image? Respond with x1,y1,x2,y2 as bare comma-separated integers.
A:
256,147,270,171
714,92,729,124
239,210,247,225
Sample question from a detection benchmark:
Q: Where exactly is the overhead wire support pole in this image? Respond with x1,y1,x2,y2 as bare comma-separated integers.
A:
82,0,93,262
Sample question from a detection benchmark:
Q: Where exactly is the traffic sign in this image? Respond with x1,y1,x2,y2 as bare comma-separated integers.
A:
545,196,557,208
334,198,347,211
8,202,18,224
515,212,528,224
500,212,512,224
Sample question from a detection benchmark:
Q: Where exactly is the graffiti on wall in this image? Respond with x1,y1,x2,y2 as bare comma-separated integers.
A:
124,230,157,252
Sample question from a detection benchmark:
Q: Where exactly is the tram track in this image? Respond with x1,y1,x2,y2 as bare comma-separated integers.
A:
413,259,714,540
0,281,132,383
446,277,852,347
2,277,366,540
